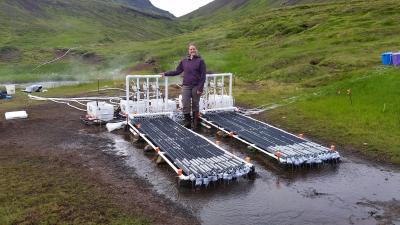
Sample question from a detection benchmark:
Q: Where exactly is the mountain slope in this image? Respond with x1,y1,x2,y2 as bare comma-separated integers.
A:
0,0,180,47
139,0,399,163
107,0,174,18
0,0,182,82
182,0,337,27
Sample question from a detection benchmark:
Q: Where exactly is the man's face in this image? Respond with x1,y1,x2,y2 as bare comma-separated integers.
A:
188,45,197,56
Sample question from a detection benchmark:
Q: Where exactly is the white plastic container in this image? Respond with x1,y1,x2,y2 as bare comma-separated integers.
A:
5,111,28,120
150,99,176,113
87,101,114,122
199,97,207,111
207,95,234,109
5,84,15,95
120,100,146,114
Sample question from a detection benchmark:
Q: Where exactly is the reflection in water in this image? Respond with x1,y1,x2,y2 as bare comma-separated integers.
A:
101,129,400,225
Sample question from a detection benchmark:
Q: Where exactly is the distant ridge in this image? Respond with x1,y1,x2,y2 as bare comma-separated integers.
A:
183,0,336,21
0,0,181,47
107,0,175,18
184,0,250,19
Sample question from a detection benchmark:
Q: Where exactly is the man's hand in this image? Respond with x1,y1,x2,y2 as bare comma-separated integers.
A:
197,90,202,95
160,72,165,77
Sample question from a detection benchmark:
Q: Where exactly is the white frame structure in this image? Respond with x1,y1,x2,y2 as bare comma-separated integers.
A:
125,75,171,118
201,73,236,113
125,74,254,184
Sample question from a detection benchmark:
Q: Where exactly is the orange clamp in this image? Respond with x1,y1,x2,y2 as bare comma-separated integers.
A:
275,151,282,158
177,169,183,176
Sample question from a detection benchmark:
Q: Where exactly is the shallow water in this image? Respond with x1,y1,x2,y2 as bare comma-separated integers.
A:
101,130,400,225
0,81,86,89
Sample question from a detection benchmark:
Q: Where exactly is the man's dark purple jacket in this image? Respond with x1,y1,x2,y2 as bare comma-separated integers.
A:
164,55,206,92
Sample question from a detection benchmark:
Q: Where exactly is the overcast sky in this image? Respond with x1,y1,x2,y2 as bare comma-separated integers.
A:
150,0,214,17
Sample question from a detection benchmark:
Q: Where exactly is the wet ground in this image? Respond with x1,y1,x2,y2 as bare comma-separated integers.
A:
104,127,400,225
2,103,400,225
1,81,86,89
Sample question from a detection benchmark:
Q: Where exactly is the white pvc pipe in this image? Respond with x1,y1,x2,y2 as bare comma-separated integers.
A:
132,112,173,118
128,123,190,180
204,73,234,111
229,73,233,97
183,118,254,168
201,107,237,114
200,117,278,160
125,75,171,117
165,77,168,110
206,73,232,78
126,74,162,78
125,76,130,115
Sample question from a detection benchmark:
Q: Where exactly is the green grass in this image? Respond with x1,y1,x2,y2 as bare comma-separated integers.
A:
122,0,399,163
1,0,400,164
0,156,148,225
0,0,182,83
263,68,400,164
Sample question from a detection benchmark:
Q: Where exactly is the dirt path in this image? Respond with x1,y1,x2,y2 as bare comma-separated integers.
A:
0,103,199,225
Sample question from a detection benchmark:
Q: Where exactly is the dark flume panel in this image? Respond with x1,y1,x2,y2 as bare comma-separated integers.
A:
202,111,340,166
131,116,253,186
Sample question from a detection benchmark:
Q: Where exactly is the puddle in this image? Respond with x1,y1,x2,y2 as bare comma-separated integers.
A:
100,130,400,225
1,81,87,89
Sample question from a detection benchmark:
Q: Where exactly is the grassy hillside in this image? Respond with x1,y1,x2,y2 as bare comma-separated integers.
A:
108,0,174,18
265,68,400,163
0,0,181,82
182,0,336,28
116,0,400,163
130,0,399,83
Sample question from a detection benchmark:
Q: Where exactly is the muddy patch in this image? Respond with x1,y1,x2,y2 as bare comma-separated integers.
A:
0,103,199,225
0,46,21,62
7,0,45,17
300,188,330,199
356,199,400,225
2,101,400,225
54,48,104,64
124,58,160,74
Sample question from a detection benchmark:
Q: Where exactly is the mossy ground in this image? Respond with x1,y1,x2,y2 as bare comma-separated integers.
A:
0,156,148,225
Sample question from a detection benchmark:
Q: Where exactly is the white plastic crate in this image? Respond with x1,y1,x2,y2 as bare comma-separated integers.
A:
150,99,176,113
5,84,15,95
5,111,28,120
120,100,147,114
87,101,114,122
207,95,234,109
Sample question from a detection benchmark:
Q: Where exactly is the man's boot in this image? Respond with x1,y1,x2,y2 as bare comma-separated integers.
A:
184,113,192,129
192,111,200,130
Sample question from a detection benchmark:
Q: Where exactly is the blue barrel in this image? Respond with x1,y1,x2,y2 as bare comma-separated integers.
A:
382,52,393,65
392,52,400,66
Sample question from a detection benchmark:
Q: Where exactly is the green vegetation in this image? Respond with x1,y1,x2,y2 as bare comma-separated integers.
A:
131,0,399,163
1,0,399,164
262,68,400,164
0,0,399,156
0,0,182,82
1,0,400,223
0,156,148,225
